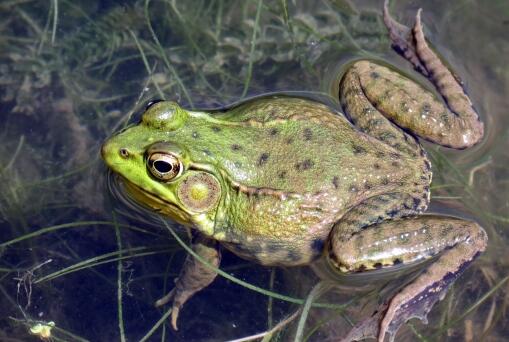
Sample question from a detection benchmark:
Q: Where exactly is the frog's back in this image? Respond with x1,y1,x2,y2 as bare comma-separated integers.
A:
198,97,424,265
212,97,418,201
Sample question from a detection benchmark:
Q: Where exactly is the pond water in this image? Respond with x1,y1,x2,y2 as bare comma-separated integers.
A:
1,0,508,341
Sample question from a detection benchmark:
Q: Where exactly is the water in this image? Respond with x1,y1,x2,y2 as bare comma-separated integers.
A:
1,0,508,341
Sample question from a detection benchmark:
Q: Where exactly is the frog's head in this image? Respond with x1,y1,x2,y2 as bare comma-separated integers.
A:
101,101,221,236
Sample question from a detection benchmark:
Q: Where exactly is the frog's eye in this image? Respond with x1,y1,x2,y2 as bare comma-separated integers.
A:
147,152,182,181
145,99,164,111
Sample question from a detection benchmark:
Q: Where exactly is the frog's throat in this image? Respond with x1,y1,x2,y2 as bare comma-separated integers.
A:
122,179,190,226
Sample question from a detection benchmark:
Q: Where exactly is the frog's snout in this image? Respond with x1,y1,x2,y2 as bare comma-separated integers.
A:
101,139,129,165
100,140,113,162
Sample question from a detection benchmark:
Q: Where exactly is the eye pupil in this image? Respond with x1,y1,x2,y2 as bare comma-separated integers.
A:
147,152,182,181
154,160,172,173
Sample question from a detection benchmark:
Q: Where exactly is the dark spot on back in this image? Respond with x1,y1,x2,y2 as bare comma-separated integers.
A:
311,239,324,253
375,196,390,204
400,101,409,113
391,161,400,167
287,250,301,262
231,144,242,151
413,197,421,209
356,264,367,272
380,132,397,142
269,128,279,136
295,159,314,171
203,149,212,156
211,126,221,133
376,151,385,158
258,153,270,166
373,163,381,170
364,182,372,190
332,176,339,189
278,171,287,179
370,71,380,79
362,107,372,115
233,242,262,255
192,131,199,139
390,152,402,159
373,262,383,269
352,144,366,154
267,243,281,253
303,128,313,141
387,209,399,218
286,138,294,144
381,177,389,185
234,161,242,168
393,258,402,265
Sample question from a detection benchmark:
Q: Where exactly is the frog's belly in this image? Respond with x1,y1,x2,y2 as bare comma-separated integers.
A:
221,226,331,266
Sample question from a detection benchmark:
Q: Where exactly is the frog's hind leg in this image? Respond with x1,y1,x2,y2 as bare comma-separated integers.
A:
379,0,483,148
155,234,221,330
328,215,487,342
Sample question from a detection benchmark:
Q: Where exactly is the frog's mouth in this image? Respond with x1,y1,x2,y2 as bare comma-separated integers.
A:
118,176,191,226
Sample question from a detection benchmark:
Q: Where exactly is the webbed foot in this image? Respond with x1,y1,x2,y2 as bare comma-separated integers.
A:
382,0,483,148
332,216,487,342
155,235,220,330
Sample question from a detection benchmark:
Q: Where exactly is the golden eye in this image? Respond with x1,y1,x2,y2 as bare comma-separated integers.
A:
147,153,182,181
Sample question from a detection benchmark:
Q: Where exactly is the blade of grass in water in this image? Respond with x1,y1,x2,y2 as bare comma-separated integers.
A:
51,0,58,44
114,214,127,342
294,281,334,342
431,275,509,339
241,0,263,98
139,307,173,342
34,246,174,284
129,30,165,100
0,221,159,248
144,0,193,106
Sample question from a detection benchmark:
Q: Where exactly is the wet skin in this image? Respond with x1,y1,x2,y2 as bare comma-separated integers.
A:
102,2,487,341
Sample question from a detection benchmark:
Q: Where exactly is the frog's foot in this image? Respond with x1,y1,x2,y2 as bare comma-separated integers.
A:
329,215,487,342
155,235,221,330
381,0,483,148
382,0,427,76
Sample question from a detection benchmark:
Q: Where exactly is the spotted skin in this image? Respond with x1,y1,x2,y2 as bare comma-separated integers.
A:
100,2,487,339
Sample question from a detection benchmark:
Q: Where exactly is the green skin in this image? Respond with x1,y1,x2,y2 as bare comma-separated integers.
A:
102,4,487,342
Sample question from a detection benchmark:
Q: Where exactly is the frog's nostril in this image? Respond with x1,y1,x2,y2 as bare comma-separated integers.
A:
119,148,130,158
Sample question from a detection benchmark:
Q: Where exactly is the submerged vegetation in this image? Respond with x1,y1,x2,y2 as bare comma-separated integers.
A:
1,0,508,340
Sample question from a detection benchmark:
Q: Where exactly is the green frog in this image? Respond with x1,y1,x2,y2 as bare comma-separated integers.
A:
101,2,487,341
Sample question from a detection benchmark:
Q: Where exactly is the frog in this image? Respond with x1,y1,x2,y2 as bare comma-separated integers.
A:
101,2,487,341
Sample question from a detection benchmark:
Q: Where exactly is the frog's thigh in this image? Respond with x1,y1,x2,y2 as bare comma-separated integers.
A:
155,235,221,330
329,215,487,342
341,61,482,149
340,65,421,157
331,192,429,242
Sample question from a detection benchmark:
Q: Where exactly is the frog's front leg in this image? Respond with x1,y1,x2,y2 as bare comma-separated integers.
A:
328,215,487,342
155,234,221,330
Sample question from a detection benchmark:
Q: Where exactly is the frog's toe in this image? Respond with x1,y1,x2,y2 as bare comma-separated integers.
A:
171,306,181,331
155,288,182,330
378,282,445,342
